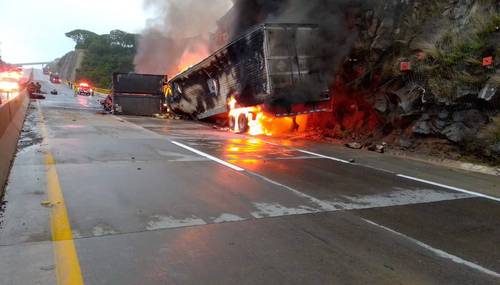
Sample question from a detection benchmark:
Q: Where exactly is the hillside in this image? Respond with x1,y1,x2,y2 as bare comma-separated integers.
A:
50,29,137,88
295,0,500,164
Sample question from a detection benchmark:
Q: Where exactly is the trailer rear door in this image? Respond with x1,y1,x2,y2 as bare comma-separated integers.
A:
265,25,328,101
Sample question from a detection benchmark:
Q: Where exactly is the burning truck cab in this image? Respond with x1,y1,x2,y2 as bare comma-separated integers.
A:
167,23,331,134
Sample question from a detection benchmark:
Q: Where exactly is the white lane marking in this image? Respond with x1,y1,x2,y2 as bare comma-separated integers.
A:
295,149,351,164
337,188,471,209
398,174,500,203
212,213,245,223
170,140,245,172
247,172,337,211
169,139,472,213
259,139,400,174
363,218,500,278
256,138,350,164
146,215,206,231
251,202,320,218
267,142,499,203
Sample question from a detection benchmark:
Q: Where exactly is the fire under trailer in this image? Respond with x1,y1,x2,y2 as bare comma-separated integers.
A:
167,23,331,132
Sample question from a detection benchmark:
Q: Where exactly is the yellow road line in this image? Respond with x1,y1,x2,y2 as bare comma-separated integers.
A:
39,102,85,285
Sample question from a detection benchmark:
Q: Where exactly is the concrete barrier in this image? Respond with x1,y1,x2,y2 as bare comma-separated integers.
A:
0,87,30,196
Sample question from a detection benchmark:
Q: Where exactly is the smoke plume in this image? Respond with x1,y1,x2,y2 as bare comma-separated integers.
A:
135,0,373,87
134,0,232,76
230,0,372,83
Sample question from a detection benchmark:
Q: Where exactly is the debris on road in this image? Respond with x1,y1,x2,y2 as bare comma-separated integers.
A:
367,143,387,153
345,142,363,149
154,113,181,120
40,200,53,208
213,125,230,132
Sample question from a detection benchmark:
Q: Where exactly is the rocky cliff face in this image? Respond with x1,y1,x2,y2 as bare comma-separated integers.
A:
49,49,85,82
316,0,500,164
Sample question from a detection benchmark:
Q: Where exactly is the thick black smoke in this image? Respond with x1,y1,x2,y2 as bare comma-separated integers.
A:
226,0,373,105
134,0,232,76
135,0,373,95
228,0,284,38
230,0,372,82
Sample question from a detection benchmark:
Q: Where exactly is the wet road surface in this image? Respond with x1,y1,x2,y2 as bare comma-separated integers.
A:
0,70,499,284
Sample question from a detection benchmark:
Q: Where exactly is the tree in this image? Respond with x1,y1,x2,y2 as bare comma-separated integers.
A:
109,30,137,48
65,29,99,49
69,30,138,88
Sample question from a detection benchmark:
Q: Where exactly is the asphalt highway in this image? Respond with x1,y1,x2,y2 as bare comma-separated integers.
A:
0,70,499,284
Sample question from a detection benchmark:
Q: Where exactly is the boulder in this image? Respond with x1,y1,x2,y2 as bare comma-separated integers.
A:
392,83,426,115
433,119,447,130
456,86,479,101
413,120,431,135
374,94,388,113
489,142,500,156
371,18,395,51
398,138,413,149
345,142,363,149
437,109,449,120
442,122,470,143
367,143,386,153
452,109,488,130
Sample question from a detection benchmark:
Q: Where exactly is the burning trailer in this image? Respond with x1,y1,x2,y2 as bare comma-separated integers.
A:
167,23,332,134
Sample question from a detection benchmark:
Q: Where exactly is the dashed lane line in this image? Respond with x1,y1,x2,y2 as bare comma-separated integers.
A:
363,218,500,279
397,175,500,203
168,139,470,213
170,140,244,172
257,138,500,203
296,149,351,164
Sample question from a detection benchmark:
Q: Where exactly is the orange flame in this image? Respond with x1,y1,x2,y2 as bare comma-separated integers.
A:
176,45,209,74
228,97,309,136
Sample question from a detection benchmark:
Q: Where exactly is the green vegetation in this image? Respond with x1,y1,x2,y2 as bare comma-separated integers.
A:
66,29,137,88
423,12,500,97
65,30,99,49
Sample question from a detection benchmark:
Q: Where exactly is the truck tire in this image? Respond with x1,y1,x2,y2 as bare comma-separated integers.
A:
237,114,249,133
229,115,236,131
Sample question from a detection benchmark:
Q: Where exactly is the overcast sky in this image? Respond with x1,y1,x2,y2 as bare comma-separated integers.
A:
0,0,149,63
